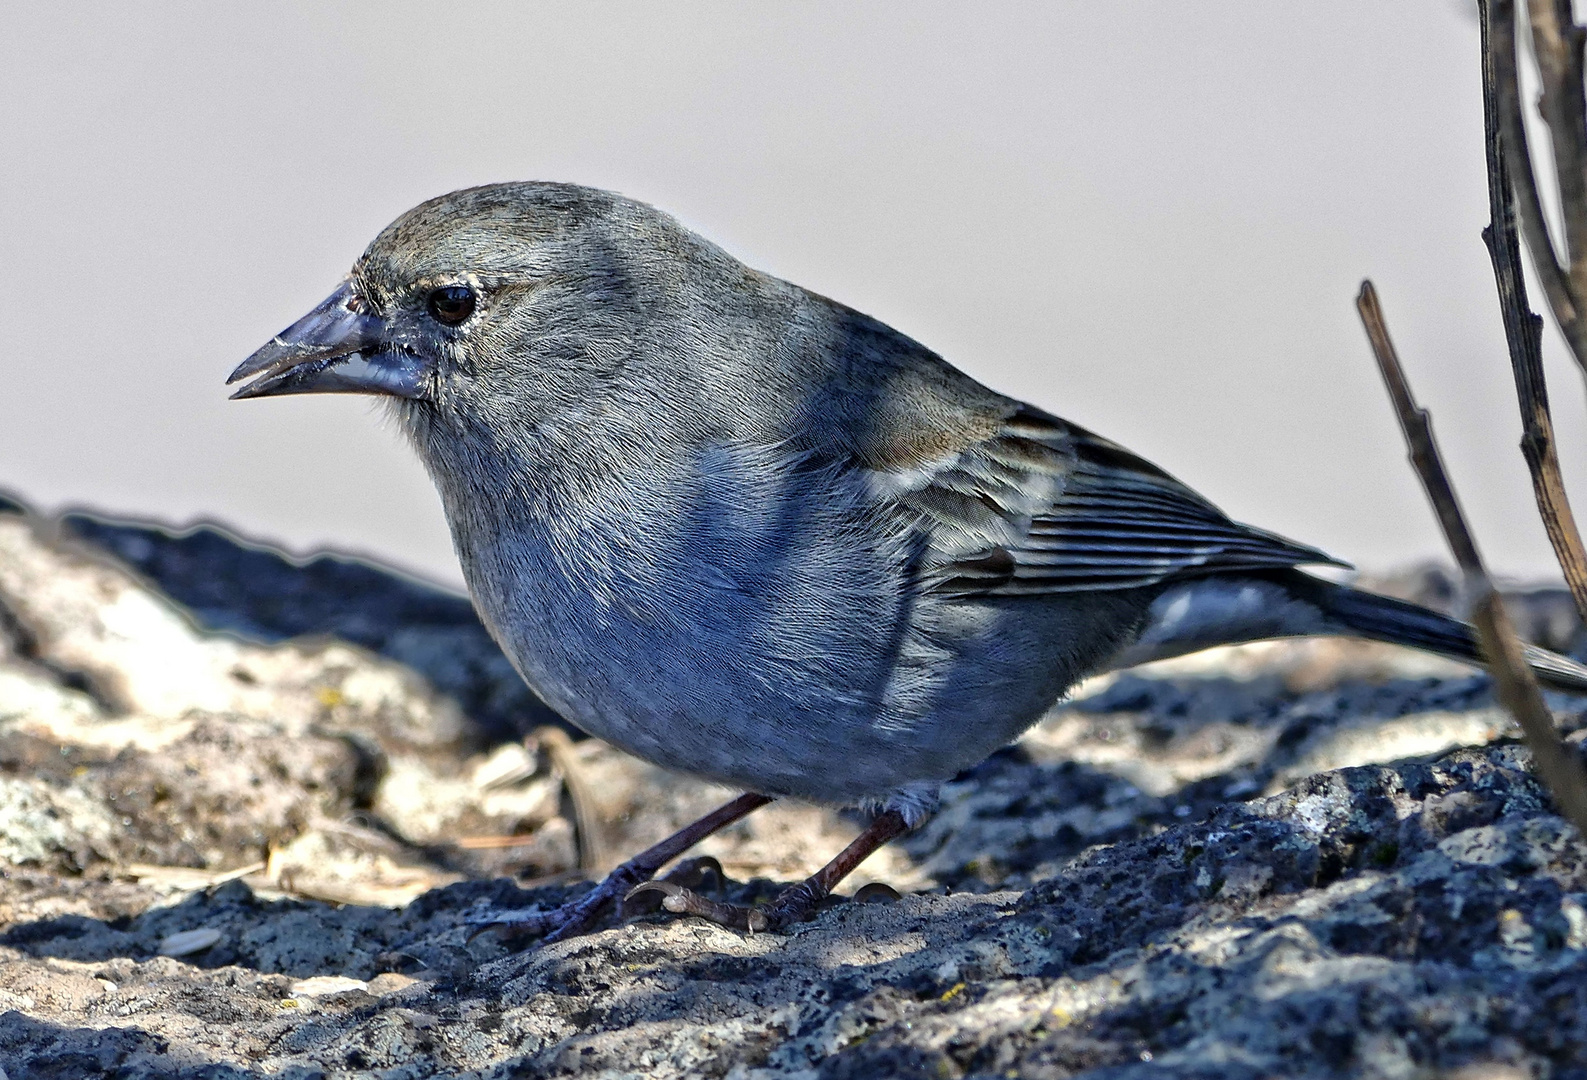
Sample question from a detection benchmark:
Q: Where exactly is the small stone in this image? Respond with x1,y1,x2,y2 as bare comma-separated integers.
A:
157,928,224,957
288,975,369,997
367,972,421,996
853,882,902,905
471,741,536,789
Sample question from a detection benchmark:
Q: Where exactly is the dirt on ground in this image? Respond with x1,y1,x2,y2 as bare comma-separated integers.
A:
0,496,1584,1079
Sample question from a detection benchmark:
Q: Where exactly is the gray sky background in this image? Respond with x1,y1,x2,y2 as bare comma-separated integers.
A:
5,2,1585,591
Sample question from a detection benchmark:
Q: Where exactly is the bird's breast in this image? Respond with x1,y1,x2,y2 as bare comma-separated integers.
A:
437,442,936,779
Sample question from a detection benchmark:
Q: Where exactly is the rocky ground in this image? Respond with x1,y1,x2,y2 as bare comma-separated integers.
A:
1,494,1586,1078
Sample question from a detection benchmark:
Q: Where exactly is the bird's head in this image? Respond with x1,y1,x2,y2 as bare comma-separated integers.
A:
228,182,713,437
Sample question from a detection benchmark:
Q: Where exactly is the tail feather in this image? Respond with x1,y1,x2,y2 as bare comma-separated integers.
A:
1295,574,1484,661
1295,572,1587,693
1109,569,1587,693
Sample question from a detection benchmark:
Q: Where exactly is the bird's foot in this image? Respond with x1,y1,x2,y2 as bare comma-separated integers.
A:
625,878,799,933
470,858,723,943
626,806,913,934
626,875,901,934
465,793,774,948
467,861,647,945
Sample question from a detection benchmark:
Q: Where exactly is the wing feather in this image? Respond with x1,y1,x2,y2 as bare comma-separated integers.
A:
885,404,1342,595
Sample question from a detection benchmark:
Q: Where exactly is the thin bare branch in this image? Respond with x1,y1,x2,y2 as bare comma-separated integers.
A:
1481,0,1587,626
1527,0,1587,298
1489,0,1587,380
1356,280,1587,836
1355,283,1483,569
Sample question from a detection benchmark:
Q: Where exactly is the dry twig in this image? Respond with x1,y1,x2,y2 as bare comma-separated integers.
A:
453,833,545,850
1488,0,1587,387
1481,0,1587,627
122,860,265,892
535,725,608,873
1356,281,1587,835
1526,0,1587,295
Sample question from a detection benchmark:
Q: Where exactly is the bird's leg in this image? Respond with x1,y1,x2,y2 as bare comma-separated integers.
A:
469,792,772,945
628,808,910,933
761,809,910,926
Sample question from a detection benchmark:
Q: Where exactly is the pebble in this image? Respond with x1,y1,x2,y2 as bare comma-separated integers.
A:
289,975,369,997
157,928,224,957
367,972,422,996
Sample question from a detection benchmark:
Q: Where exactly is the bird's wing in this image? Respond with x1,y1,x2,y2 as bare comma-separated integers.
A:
872,404,1344,596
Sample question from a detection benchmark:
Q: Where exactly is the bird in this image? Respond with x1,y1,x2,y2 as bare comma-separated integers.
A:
229,181,1587,939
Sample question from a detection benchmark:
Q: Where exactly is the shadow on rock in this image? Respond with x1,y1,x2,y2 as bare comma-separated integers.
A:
57,508,565,741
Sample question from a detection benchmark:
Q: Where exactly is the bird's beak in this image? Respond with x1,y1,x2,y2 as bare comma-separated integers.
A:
227,280,426,400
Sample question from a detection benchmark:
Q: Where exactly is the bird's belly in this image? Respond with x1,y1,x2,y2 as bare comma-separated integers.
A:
438,438,1151,805
464,538,1132,805
466,553,916,801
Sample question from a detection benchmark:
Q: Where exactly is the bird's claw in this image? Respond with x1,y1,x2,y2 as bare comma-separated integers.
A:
657,855,726,893
625,880,774,933
463,905,557,943
465,868,645,946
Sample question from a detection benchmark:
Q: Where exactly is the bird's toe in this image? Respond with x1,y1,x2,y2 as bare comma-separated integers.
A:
625,880,774,933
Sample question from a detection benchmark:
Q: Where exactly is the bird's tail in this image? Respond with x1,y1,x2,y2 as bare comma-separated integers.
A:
1108,568,1587,693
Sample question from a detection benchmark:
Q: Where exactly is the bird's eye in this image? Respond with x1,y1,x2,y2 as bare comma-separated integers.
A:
426,285,476,325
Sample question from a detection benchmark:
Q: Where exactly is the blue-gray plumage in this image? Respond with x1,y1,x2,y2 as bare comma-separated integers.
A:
230,181,1587,936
